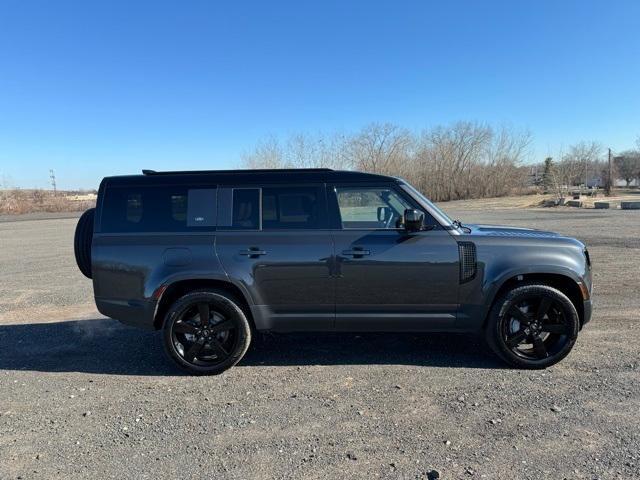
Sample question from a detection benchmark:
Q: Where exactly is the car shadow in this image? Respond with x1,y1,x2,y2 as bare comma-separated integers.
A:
0,318,503,376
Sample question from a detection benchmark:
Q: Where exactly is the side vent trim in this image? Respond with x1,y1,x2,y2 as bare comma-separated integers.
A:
458,241,477,283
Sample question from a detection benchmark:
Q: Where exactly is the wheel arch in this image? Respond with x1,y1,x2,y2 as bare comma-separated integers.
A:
153,278,255,330
484,271,586,327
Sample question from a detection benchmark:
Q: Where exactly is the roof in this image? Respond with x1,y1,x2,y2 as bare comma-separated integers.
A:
103,168,397,186
141,168,333,176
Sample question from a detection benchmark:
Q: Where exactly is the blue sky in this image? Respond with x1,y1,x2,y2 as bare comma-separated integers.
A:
0,0,639,189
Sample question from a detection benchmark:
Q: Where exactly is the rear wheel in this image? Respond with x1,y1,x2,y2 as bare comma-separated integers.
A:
485,284,579,368
162,290,251,375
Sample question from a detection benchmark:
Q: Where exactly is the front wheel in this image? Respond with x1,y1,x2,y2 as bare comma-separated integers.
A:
485,284,580,369
162,290,251,375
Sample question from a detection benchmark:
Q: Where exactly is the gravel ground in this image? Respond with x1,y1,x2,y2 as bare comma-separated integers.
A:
0,207,639,480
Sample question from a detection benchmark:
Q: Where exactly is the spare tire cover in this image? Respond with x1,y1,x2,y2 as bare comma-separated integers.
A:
74,208,95,279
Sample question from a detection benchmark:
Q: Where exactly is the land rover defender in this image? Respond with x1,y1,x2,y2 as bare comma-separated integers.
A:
74,168,592,374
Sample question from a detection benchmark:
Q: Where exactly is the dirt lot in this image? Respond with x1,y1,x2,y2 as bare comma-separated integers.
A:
1,207,639,480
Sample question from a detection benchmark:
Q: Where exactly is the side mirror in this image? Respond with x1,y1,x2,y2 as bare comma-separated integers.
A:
403,208,424,232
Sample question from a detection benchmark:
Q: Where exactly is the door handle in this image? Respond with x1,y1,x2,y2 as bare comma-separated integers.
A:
341,247,370,258
239,247,267,258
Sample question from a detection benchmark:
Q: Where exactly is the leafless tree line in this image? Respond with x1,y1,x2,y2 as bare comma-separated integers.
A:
242,122,533,202
551,141,604,187
541,138,640,198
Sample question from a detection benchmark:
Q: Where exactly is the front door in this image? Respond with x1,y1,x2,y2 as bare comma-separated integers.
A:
329,183,460,331
215,184,334,331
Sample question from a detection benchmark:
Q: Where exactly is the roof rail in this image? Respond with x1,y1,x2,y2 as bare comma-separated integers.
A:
141,168,334,176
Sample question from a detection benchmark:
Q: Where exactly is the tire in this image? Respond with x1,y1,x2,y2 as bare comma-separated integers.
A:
485,283,580,369
162,289,252,375
74,208,95,279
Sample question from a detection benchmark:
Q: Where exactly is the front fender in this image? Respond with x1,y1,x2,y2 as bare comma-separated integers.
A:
456,238,589,330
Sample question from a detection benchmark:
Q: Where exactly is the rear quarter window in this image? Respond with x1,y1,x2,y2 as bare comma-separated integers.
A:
101,186,217,233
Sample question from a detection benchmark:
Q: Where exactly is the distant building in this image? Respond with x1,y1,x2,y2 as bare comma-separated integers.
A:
587,177,603,188
586,176,638,188
615,178,639,187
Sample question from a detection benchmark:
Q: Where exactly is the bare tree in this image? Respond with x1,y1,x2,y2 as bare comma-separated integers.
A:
344,123,413,176
242,132,352,170
481,126,532,197
614,151,640,186
547,158,569,201
559,141,603,186
414,122,492,201
242,136,286,169
412,122,530,201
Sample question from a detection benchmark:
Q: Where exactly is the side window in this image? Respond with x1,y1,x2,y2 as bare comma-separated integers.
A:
262,186,324,229
101,186,216,232
217,186,325,230
232,189,260,229
335,186,414,229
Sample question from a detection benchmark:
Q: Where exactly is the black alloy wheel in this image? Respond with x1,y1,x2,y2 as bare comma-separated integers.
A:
163,290,251,375
486,284,580,368
173,302,236,364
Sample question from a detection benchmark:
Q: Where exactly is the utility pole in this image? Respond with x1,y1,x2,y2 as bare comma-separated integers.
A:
606,148,612,196
49,169,57,196
584,157,588,189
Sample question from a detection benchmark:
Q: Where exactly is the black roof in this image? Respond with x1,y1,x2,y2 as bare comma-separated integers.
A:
104,168,397,186
141,168,334,176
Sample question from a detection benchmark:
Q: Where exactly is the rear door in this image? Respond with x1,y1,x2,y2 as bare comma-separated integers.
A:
215,184,335,331
328,183,460,331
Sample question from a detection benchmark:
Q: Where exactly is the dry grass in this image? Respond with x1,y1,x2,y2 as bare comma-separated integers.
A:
0,189,96,215
438,188,640,210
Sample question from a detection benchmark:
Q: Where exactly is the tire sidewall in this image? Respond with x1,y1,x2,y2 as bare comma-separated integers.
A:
162,290,251,375
486,284,580,369
74,208,95,279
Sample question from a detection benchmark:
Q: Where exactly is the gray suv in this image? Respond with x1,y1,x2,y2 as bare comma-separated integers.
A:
74,168,592,374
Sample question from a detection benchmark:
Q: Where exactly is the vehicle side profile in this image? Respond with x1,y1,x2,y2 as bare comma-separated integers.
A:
74,168,592,374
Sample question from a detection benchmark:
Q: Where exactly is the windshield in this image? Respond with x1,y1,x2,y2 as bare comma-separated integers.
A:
399,182,454,226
